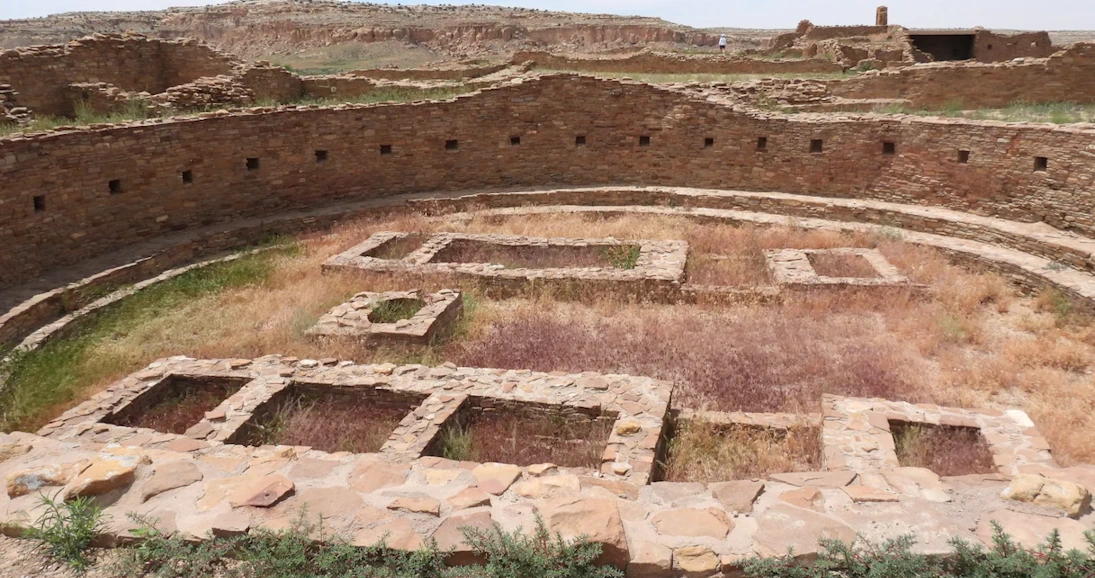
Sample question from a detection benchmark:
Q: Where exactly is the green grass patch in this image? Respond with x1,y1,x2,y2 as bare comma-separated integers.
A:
541,69,856,84
368,298,426,324
601,245,641,270
0,248,289,433
875,100,1095,124
21,494,105,572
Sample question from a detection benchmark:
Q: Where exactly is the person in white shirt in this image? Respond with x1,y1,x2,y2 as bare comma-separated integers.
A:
718,34,727,51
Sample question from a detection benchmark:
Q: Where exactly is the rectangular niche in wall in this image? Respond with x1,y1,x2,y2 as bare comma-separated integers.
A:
182,170,193,184
639,135,651,147
757,136,768,151
108,179,122,194
883,142,896,155
575,136,587,146
510,136,521,146
445,140,459,150
380,144,393,155
103,375,251,435
810,139,824,153
958,150,970,163
33,195,45,212
315,150,328,162
230,382,427,454
704,137,715,148
246,158,260,171
1034,156,1048,172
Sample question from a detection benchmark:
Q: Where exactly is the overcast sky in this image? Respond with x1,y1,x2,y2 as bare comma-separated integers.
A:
1,0,1092,30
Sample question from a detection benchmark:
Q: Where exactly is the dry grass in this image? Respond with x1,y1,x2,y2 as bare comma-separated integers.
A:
9,211,1095,467
108,379,244,435
661,421,821,482
891,422,997,476
807,253,880,278
430,239,637,269
433,412,612,468
242,392,415,453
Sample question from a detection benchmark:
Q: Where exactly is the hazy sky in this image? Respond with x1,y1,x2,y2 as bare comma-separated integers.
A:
1,0,1092,30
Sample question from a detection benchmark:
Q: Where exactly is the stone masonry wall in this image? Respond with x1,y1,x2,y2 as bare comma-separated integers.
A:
0,34,238,116
514,51,844,75
2,74,1095,289
974,30,1055,62
831,43,1095,107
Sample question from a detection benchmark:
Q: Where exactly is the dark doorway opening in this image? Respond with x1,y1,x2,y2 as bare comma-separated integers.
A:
909,34,975,61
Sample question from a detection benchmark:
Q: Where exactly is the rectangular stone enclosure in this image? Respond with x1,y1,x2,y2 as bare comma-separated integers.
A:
42,356,674,485
765,248,909,289
323,232,688,298
305,289,463,345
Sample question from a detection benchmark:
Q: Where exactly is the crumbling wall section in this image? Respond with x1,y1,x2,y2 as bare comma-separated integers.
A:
515,50,844,74
0,33,239,116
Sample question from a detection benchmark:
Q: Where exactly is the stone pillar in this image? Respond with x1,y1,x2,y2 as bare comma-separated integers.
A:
876,6,889,26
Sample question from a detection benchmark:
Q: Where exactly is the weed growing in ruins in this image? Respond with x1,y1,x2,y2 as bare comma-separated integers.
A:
114,512,620,578
600,245,641,269
743,524,1095,577
460,515,624,578
438,421,477,461
0,247,287,433
368,298,426,323
242,392,413,453
23,494,105,572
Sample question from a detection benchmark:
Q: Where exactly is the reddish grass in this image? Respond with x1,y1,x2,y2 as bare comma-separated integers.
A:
891,421,997,476
450,307,919,414
430,239,635,269
807,253,880,278
436,412,612,468
108,377,245,434
244,394,415,453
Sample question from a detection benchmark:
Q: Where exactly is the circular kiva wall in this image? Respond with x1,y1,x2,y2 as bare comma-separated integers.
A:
2,74,1095,290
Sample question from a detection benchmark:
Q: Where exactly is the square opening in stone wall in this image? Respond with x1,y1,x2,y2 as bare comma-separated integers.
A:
229,383,427,454
807,252,880,278
246,158,260,171
103,375,251,435
639,135,651,147
575,135,586,146
883,141,896,155
361,233,429,260
315,150,328,163
1034,156,1048,172
182,170,193,184
426,397,615,468
429,239,642,270
380,144,393,155
704,137,715,148
757,136,768,151
108,179,122,194
445,139,459,150
33,195,45,212
810,139,824,153
958,150,970,163
889,420,996,476
510,136,521,146
656,418,821,482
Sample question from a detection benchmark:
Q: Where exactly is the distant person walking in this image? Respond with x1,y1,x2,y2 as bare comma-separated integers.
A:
718,34,727,51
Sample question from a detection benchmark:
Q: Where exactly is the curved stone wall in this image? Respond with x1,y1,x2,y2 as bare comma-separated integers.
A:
3,74,1095,290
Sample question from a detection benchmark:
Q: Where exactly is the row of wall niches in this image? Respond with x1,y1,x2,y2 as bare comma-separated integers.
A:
24,136,1054,213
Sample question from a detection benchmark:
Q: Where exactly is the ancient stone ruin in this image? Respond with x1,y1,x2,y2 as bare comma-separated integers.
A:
1,10,1095,577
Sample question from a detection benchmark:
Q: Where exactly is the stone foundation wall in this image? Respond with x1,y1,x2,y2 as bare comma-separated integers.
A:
974,30,1055,62
830,43,1095,107
3,74,1095,289
514,51,845,74
0,33,238,116
349,63,509,81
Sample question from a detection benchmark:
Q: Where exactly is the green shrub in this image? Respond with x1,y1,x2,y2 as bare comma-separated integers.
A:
743,524,1095,577
460,516,623,578
22,494,105,572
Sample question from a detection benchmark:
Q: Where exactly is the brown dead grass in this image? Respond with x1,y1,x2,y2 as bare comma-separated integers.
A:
243,393,415,453
661,421,821,482
28,211,1095,466
807,253,880,278
891,422,997,476
434,412,612,468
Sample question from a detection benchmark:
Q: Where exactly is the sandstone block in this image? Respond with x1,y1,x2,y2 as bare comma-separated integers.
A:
651,507,732,538
141,461,203,502
538,496,629,568
1001,474,1091,518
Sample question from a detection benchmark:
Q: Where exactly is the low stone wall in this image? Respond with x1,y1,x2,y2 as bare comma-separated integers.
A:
830,43,1095,107
349,63,509,82
514,51,845,74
